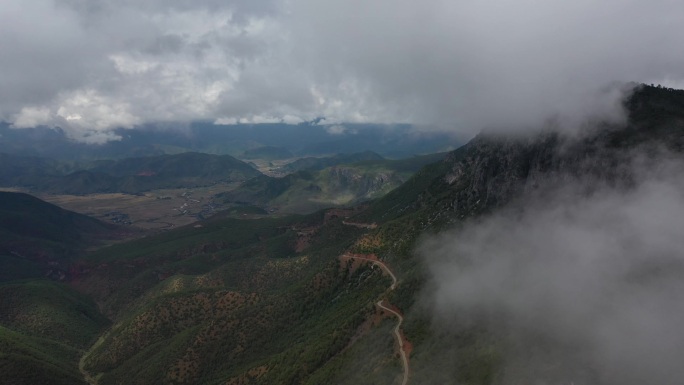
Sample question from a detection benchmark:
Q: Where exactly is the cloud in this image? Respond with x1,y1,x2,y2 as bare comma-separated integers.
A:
420,152,684,384
325,125,348,135
12,107,52,128
2,0,684,141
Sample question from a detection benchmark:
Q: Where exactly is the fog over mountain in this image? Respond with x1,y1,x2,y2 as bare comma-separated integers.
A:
3,0,684,142
421,149,684,384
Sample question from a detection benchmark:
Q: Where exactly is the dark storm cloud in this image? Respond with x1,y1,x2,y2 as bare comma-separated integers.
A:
2,0,684,141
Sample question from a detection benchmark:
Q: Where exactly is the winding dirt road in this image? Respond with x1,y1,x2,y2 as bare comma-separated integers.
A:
342,254,397,290
377,300,409,385
341,254,409,385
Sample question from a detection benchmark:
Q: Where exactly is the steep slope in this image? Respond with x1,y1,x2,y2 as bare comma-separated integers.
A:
0,192,126,281
0,281,110,385
75,212,393,385
0,194,118,385
332,84,684,384
371,85,684,222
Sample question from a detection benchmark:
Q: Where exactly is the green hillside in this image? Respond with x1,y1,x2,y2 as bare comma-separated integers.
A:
74,212,394,384
0,281,110,385
0,194,116,385
337,84,684,384
0,192,123,282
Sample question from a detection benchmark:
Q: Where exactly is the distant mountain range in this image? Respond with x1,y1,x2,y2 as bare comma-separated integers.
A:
0,122,462,161
0,152,260,194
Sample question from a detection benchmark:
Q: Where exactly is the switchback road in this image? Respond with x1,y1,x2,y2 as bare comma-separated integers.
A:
340,254,409,385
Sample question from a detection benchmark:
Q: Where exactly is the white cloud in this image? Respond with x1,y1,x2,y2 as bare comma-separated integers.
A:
56,89,140,130
214,114,303,125
325,125,347,135
12,107,53,128
2,0,684,141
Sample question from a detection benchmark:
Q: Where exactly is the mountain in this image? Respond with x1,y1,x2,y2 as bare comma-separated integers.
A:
0,280,110,385
0,192,128,282
73,212,389,385
0,122,460,160
0,152,261,194
359,84,684,227
0,193,121,385
220,152,447,213
339,84,684,384
4,84,684,385
0,153,92,193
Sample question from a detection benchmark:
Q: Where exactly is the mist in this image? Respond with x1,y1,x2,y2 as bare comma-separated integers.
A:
420,152,684,384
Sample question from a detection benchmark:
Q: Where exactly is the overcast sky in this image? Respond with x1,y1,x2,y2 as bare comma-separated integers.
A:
2,0,684,142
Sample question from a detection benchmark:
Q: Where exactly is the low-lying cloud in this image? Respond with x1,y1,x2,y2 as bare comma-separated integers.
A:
421,153,684,384
2,0,684,141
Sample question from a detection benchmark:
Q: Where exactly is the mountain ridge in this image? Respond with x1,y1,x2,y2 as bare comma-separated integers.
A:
0,152,260,194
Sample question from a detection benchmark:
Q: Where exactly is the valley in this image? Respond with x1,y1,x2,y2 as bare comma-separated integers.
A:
1,85,684,384
1,150,443,230
4,0,683,382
